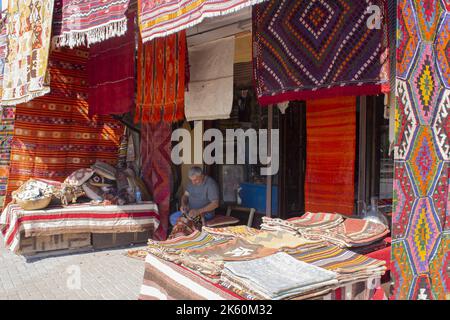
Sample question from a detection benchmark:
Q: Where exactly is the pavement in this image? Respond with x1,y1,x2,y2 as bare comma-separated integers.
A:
0,241,147,300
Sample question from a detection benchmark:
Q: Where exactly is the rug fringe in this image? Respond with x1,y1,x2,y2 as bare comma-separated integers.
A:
141,0,265,43
52,19,128,49
1,87,51,106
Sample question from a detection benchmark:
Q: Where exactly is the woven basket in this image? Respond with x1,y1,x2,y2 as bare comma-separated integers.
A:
12,181,54,211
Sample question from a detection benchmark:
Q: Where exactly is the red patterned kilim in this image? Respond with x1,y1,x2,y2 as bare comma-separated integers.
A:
141,122,172,240
4,47,123,205
305,96,356,216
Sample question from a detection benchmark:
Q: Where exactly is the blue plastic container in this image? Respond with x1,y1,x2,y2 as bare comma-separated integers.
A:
239,183,278,215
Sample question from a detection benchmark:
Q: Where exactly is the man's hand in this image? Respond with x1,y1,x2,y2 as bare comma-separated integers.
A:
180,206,188,214
188,209,201,218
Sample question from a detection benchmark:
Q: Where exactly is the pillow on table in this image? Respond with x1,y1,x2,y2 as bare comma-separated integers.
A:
82,182,104,201
91,161,117,180
64,168,95,187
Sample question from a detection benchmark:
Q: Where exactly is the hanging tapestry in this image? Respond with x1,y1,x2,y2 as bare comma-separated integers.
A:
0,7,12,208
252,0,390,105
141,122,172,240
185,36,235,121
305,96,356,216
137,0,267,43
1,0,54,106
4,47,123,205
52,0,130,48
135,31,187,124
88,12,135,117
392,0,449,300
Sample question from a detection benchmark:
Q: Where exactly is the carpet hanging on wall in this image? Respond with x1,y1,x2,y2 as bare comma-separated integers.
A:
87,12,136,117
137,0,267,43
52,0,131,48
1,0,54,106
252,0,390,106
141,122,172,240
391,0,449,300
4,47,123,205
304,96,356,216
134,31,187,124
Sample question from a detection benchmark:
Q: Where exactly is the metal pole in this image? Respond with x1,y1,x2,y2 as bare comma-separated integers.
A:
266,105,273,217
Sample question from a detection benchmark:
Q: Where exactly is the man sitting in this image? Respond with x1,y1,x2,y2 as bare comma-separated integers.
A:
169,167,219,238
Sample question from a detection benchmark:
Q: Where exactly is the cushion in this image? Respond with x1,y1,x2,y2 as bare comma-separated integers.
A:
82,183,104,201
89,174,115,187
91,161,117,180
64,168,95,187
205,215,240,228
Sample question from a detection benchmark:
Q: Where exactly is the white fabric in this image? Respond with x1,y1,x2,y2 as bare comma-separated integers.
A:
185,36,235,121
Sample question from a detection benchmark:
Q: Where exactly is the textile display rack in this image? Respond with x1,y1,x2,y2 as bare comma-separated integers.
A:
0,202,159,256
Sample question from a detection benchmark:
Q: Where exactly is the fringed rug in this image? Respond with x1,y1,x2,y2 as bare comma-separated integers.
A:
52,0,131,48
4,46,123,204
135,31,187,124
1,0,54,106
252,0,390,105
137,0,267,43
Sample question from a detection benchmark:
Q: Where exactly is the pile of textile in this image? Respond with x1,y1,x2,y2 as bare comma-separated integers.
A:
290,245,387,286
261,213,389,248
220,252,338,300
133,222,387,299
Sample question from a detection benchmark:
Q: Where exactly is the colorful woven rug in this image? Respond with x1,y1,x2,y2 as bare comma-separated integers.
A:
52,0,131,48
0,106,14,208
137,0,267,43
135,31,187,124
1,0,54,106
88,12,135,117
287,212,345,230
392,0,449,300
202,226,263,239
141,122,172,240
305,96,356,215
252,0,390,105
4,47,123,205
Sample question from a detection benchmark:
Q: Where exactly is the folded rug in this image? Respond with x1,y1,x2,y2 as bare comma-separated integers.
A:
222,252,338,300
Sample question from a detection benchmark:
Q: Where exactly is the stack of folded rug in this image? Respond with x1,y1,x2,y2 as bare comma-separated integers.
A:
220,252,338,300
290,245,387,285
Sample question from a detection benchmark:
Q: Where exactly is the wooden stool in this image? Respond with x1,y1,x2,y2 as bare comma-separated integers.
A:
202,206,256,228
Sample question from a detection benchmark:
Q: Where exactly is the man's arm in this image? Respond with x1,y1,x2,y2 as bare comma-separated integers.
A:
180,191,189,213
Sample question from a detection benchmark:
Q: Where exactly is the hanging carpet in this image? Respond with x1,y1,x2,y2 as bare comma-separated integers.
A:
4,47,123,205
304,96,356,216
252,0,390,105
52,0,131,48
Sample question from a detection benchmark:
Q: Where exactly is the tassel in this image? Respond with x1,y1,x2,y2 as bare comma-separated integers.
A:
175,103,185,121
150,105,162,123
142,105,150,124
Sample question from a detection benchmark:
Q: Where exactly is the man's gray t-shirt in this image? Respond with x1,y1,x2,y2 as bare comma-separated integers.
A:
186,176,219,214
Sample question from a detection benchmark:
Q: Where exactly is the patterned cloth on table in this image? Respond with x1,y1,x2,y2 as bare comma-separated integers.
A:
185,36,234,121
287,212,345,230
305,97,357,215
181,238,278,280
244,230,323,251
137,0,267,43
4,47,124,205
87,12,135,117
202,225,263,239
134,31,187,124
128,230,230,262
290,245,386,285
141,122,172,240
52,0,131,48
252,0,390,105
0,202,160,254
139,253,240,300
1,0,54,106
221,252,338,300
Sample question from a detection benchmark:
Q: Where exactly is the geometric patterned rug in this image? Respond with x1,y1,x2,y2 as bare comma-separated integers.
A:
392,0,449,300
